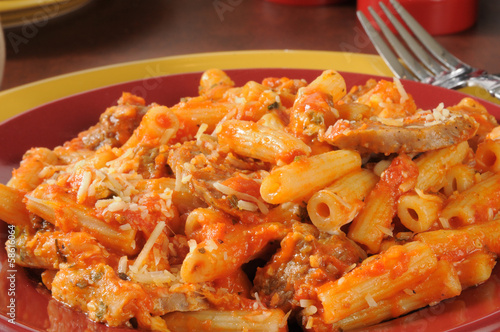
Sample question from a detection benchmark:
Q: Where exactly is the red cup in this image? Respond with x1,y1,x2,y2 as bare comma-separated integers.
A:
265,0,352,5
357,0,479,35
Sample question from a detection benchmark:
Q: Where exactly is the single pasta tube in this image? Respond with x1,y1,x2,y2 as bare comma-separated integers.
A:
307,169,378,233
318,241,438,324
260,149,361,205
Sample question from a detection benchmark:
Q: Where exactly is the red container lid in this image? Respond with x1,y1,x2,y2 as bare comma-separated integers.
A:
357,0,479,35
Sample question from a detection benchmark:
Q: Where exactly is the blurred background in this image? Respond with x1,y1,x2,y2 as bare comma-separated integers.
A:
0,0,499,91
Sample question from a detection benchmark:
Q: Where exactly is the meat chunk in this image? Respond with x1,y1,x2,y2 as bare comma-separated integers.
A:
168,140,270,223
253,223,366,312
63,93,150,152
322,109,479,154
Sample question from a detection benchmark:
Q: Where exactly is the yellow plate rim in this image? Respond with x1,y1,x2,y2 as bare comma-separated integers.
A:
0,49,393,122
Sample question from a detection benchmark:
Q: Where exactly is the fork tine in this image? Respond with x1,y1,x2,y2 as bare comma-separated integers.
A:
367,6,431,81
388,0,462,70
357,10,416,80
379,3,444,76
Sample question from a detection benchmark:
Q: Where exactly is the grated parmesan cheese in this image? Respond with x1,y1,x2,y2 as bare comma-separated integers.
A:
439,217,451,229
415,188,442,202
77,170,92,204
372,116,404,127
254,292,266,309
132,270,177,284
195,123,209,141
213,181,269,214
160,128,176,146
345,263,357,273
106,198,128,212
181,174,192,184
187,239,198,253
302,305,317,317
174,166,183,192
280,310,292,328
300,299,314,308
393,77,409,103
119,223,132,231
365,293,378,307
131,221,166,272
237,200,259,212
305,316,314,329
204,239,218,252
373,159,392,177
377,224,394,237
118,256,128,274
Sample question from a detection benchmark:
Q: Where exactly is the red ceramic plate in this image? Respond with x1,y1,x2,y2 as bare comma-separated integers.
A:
1,68,500,332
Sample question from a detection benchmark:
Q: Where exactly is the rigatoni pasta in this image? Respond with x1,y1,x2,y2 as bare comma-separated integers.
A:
397,190,444,233
1,69,500,332
307,168,378,233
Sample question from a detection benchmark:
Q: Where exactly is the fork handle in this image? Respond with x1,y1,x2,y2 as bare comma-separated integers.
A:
466,74,500,101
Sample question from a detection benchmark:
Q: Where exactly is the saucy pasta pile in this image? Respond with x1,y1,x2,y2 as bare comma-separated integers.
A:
2,69,500,331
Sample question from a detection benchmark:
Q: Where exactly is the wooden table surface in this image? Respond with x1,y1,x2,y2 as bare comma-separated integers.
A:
2,0,500,91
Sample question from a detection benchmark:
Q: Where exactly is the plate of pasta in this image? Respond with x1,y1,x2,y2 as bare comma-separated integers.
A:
1,67,500,332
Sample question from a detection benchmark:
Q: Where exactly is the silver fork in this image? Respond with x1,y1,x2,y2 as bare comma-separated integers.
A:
357,0,500,100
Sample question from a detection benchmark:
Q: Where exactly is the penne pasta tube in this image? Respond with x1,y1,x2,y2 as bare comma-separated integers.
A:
171,100,232,137
180,222,287,283
335,102,372,121
80,148,117,169
228,81,282,121
414,141,470,193
217,119,312,165
440,173,500,226
453,250,496,289
475,139,500,173
25,184,138,255
317,241,438,324
136,177,176,192
162,309,287,332
0,183,31,227
397,191,444,233
334,260,461,331
288,70,345,140
415,219,500,259
260,149,361,205
302,69,347,102
307,169,378,233
184,207,232,238
8,147,59,192
198,68,235,100
121,105,179,149
442,163,476,196
240,80,271,101
348,155,418,253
